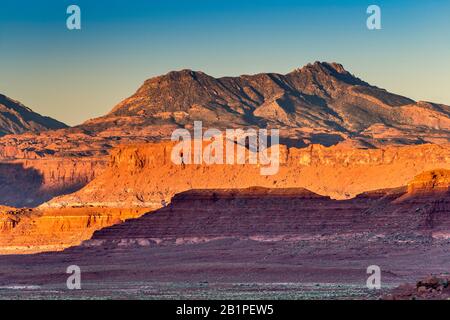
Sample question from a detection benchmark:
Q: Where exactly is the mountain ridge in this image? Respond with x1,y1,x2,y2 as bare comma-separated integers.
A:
2,61,449,158
0,94,67,136
77,61,449,148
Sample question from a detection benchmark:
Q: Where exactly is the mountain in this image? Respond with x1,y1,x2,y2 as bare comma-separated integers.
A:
2,62,450,162
0,94,67,136
80,61,450,147
1,62,450,207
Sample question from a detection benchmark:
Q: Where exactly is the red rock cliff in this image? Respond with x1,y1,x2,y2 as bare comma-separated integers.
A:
47,142,450,208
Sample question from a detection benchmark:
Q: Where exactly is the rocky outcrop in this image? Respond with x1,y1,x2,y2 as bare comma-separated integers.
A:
85,61,450,147
1,62,450,207
2,168,446,255
386,275,450,300
86,171,450,247
0,172,449,299
0,125,154,207
0,95,106,206
0,158,106,207
0,207,150,254
86,187,394,246
407,169,450,194
47,142,450,208
2,62,450,162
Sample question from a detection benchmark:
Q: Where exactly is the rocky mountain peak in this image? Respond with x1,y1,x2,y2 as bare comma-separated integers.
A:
80,61,450,148
291,61,369,86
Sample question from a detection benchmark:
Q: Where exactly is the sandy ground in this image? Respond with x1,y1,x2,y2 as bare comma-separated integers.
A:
0,235,448,299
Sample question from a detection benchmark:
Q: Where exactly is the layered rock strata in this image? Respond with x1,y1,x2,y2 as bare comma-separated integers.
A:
47,142,450,208
0,207,150,254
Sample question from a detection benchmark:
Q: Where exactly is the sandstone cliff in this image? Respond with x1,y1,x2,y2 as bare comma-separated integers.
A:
407,169,450,194
0,207,150,254
87,178,450,248
1,169,449,255
0,158,106,207
47,141,450,208
1,180,448,296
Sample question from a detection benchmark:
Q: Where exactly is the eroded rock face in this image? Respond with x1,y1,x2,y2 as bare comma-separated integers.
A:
46,142,450,208
87,187,395,246
86,173,450,247
0,171,449,296
101,62,450,147
407,169,450,194
10,61,445,151
10,180,438,294
1,62,450,207
0,207,150,254
0,158,106,207
6,61,450,171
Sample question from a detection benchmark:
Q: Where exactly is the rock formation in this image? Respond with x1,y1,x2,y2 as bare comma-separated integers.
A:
386,275,450,300
1,63,450,299
91,62,450,147
0,207,150,254
0,158,106,207
1,62,450,206
46,141,450,208
407,169,450,194
0,170,448,299
3,62,449,156
0,94,67,136
87,169,450,247
2,169,449,255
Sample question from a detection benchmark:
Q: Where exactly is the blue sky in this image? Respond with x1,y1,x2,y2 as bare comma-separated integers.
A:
1,0,449,125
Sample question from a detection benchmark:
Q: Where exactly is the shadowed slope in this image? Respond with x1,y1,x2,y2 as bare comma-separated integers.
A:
0,94,67,136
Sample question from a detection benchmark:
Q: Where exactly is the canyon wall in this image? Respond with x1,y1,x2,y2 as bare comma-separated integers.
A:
87,179,450,248
1,172,449,295
87,188,398,246
1,167,448,255
2,139,449,208
47,142,450,208
0,158,106,207
0,207,150,254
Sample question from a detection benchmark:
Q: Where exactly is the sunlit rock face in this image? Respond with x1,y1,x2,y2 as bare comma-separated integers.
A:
0,207,151,254
2,62,450,207
46,142,450,208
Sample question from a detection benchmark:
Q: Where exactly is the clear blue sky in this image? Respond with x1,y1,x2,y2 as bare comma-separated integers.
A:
1,0,449,125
